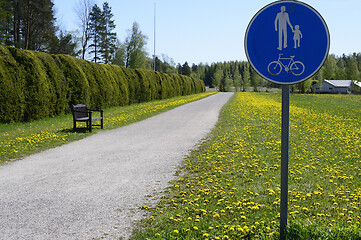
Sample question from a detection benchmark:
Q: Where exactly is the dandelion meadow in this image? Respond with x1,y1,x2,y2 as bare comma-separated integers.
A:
133,93,361,239
0,92,214,164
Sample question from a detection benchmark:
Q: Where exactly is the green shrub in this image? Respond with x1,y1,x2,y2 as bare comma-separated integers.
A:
155,72,168,99
108,64,130,106
8,47,53,121
171,74,182,97
179,75,192,95
0,46,26,122
38,52,68,115
0,46,204,123
101,64,124,107
135,69,151,102
91,63,114,108
74,59,99,107
121,67,140,104
55,54,90,106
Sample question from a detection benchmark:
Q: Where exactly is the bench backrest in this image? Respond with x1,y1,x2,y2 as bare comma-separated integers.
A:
71,104,89,119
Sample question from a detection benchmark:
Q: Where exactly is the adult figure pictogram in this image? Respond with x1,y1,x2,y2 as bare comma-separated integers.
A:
275,6,293,50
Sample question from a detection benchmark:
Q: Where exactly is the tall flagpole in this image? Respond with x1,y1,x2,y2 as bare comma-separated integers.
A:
153,2,156,71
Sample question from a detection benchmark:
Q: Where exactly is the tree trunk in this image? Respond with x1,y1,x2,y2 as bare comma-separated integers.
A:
13,0,20,47
24,0,32,50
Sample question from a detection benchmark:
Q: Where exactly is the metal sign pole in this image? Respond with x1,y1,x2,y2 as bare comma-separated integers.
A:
153,2,156,71
244,1,330,238
280,84,290,239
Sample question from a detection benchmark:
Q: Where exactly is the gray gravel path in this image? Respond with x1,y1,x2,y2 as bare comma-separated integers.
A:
0,92,232,240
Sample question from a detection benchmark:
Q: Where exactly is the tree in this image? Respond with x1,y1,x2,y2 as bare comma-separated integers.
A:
124,21,148,69
336,57,347,79
211,67,222,89
0,0,13,46
242,64,250,91
99,2,117,64
0,0,81,55
5,0,58,51
233,66,242,92
75,0,94,59
223,71,234,92
89,4,103,63
177,63,182,74
49,31,79,56
161,54,176,72
322,54,337,80
153,56,162,71
112,39,126,66
181,61,191,76
250,68,261,91
191,63,198,73
23,0,57,51
193,62,206,80
345,53,359,80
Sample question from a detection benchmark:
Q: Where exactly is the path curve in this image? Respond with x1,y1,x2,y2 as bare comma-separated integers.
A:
0,93,232,240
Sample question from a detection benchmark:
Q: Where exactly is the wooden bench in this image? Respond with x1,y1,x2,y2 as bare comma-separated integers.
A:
70,104,103,132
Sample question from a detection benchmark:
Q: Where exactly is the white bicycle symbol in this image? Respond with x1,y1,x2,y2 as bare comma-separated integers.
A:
267,54,305,76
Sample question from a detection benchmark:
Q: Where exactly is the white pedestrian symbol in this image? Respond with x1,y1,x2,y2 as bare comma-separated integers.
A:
293,25,302,48
274,6,294,50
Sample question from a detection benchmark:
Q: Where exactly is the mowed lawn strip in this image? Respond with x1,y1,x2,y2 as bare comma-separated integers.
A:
0,92,215,164
132,92,361,239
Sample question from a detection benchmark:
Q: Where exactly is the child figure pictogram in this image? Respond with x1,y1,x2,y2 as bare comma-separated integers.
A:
293,25,303,48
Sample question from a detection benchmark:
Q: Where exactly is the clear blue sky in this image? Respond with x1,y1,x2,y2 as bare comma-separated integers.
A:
53,0,361,65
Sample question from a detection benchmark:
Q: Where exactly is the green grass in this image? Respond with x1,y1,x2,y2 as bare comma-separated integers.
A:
0,92,215,164
131,93,361,239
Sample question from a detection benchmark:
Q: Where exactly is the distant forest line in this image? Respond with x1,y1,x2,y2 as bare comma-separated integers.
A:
163,53,361,93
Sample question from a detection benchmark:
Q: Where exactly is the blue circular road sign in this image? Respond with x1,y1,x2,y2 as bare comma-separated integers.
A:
245,1,330,85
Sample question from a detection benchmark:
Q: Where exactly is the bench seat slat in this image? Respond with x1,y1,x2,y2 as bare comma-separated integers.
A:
91,117,102,121
75,117,90,121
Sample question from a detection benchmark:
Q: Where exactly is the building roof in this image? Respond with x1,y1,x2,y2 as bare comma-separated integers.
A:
324,80,352,88
354,81,361,88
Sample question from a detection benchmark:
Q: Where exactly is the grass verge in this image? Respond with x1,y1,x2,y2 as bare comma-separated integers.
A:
131,92,361,239
0,92,215,164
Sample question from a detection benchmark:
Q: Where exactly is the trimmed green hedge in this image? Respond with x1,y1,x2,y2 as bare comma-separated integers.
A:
0,45,205,123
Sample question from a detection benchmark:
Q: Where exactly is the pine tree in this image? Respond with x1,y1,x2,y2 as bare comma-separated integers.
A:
233,66,242,92
99,2,117,64
0,0,13,46
0,0,58,51
223,71,234,92
250,68,260,92
49,31,78,56
89,4,103,63
211,67,222,89
153,56,162,71
24,0,57,51
242,64,250,92
345,53,359,80
181,62,191,76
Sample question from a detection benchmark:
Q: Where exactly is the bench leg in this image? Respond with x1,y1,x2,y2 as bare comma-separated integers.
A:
101,111,104,129
89,112,92,132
